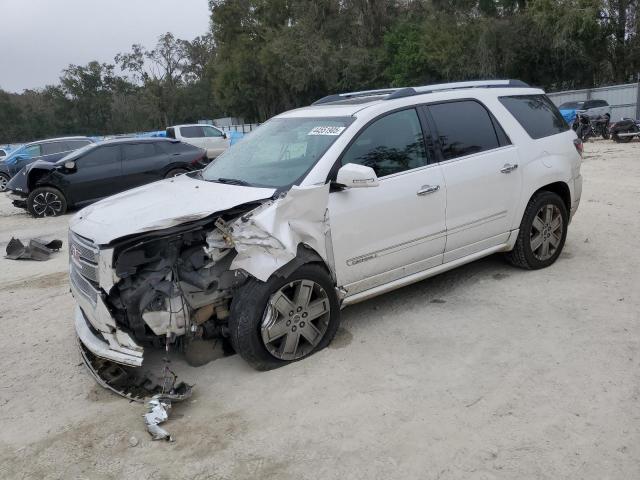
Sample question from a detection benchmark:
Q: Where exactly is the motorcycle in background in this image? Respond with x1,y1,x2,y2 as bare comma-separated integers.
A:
609,118,640,143
573,113,610,141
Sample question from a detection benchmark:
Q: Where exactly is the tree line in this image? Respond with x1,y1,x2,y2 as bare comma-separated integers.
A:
1,0,639,143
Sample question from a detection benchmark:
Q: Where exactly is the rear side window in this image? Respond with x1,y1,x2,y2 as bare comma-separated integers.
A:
341,108,429,177
180,126,204,138
24,144,42,158
122,143,157,160
428,100,501,161
500,95,569,139
42,142,68,155
80,146,121,167
66,139,91,150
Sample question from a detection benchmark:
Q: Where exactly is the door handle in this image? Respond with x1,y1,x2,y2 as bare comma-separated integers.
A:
417,184,440,196
500,163,518,174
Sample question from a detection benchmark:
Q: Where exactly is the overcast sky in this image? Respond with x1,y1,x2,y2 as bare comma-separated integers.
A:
0,0,211,93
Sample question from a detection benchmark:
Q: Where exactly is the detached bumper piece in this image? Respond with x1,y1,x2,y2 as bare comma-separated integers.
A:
5,237,62,261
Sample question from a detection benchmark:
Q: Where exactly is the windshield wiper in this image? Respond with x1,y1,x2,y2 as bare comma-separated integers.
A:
214,177,252,186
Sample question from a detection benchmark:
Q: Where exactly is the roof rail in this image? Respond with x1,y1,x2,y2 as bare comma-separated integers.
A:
312,79,530,106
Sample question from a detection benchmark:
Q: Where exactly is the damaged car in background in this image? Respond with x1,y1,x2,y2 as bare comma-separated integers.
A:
70,80,583,389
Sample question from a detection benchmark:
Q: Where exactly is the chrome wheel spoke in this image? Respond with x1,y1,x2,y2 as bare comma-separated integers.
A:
264,318,289,342
271,291,296,318
532,216,545,232
307,299,329,321
549,232,561,248
293,280,314,310
530,233,543,251
299,321,322,345
279,332,300,357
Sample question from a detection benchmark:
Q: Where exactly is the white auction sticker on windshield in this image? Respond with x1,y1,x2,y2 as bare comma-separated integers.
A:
308,126,346,136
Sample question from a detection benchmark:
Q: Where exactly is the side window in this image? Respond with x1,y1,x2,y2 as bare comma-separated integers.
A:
203,126,224,137
341,108,428,177
42,142,68,155
499,95,569,139
122,143,157,161
23,145,42,158
428,100,500,161
65,140,91,150
79,146,121,167
180,126,204,138
166,127,176,139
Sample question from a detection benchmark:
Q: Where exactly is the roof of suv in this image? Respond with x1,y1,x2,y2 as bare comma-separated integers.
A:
279,79,544,118
25,136,94,146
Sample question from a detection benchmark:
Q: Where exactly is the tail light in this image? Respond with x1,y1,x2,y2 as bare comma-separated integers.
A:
573,138,583,157
190,153,208,167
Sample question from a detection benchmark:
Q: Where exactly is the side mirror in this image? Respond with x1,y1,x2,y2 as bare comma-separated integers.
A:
64,160,76,170
222,133,228,139
336,163,379,188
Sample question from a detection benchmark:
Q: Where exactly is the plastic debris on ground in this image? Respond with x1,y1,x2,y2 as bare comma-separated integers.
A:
143,382,193,442
5,237,62,261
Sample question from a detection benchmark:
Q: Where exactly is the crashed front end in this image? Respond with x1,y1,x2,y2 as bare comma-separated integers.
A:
69,181,331,394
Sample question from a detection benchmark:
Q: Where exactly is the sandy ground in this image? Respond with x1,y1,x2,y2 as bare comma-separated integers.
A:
0,140,639,480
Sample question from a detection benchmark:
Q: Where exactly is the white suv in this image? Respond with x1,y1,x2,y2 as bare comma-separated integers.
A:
70,80,582,376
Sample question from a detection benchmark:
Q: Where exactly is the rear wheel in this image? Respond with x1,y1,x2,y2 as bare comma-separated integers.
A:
612,131,634,143
0,173,9,192
506,191,568,270
27,186,67,217
165,168,188,178
229,264,340,371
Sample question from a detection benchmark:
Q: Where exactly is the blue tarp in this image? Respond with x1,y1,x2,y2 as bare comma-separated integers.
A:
560,109,577,125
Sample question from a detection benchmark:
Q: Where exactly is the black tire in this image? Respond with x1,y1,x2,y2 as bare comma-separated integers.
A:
505,191,568,270
612,132,633,143
27,186,67,217
229,263,340,371
0,173,9,192
165,168,188,178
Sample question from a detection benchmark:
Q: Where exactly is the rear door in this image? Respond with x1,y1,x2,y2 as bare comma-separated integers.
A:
425,100,521,263
121,142,167,189
66,145,123,205
329,108,447,295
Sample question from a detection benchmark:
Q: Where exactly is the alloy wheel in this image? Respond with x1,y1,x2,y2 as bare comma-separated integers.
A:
32,191,63,217
530,204,563,261
0,175,7,192
261,279,331,361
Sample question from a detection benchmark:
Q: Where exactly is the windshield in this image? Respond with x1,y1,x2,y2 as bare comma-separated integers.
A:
559,101,584,110
202,117,354,188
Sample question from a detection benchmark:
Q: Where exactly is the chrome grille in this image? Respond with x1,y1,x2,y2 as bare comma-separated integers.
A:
69,231,100,306
70,264,98,305
69,231,99,284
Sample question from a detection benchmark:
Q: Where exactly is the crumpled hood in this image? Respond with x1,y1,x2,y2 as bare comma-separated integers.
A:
69,174,276,245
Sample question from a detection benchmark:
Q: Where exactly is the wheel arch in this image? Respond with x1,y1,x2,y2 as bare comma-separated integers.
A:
270,244,336,284
533,181,571,213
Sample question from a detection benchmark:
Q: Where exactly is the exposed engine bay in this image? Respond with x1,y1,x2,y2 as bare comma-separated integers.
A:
70,182,332,389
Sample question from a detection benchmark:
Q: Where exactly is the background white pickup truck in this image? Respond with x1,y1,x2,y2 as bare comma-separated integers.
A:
166,124,230,159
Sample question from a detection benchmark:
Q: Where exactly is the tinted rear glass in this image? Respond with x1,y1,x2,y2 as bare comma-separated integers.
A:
66,139,91,150
123,143,157,160
428,100,500,160
42,142,68,155
500,95,569,139
80,145,120,167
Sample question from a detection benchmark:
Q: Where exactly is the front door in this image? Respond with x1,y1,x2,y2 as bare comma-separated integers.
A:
67,145,123,205
328,108,447,296
425,100,522,262
121,142,167,189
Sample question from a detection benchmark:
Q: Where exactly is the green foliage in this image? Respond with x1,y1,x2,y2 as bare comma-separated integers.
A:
1,0,639,143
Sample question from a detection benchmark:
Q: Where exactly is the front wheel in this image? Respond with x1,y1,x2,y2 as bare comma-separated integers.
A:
0,173,9,192
229,264,340,371
27,186,67,217
506,191,568,270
